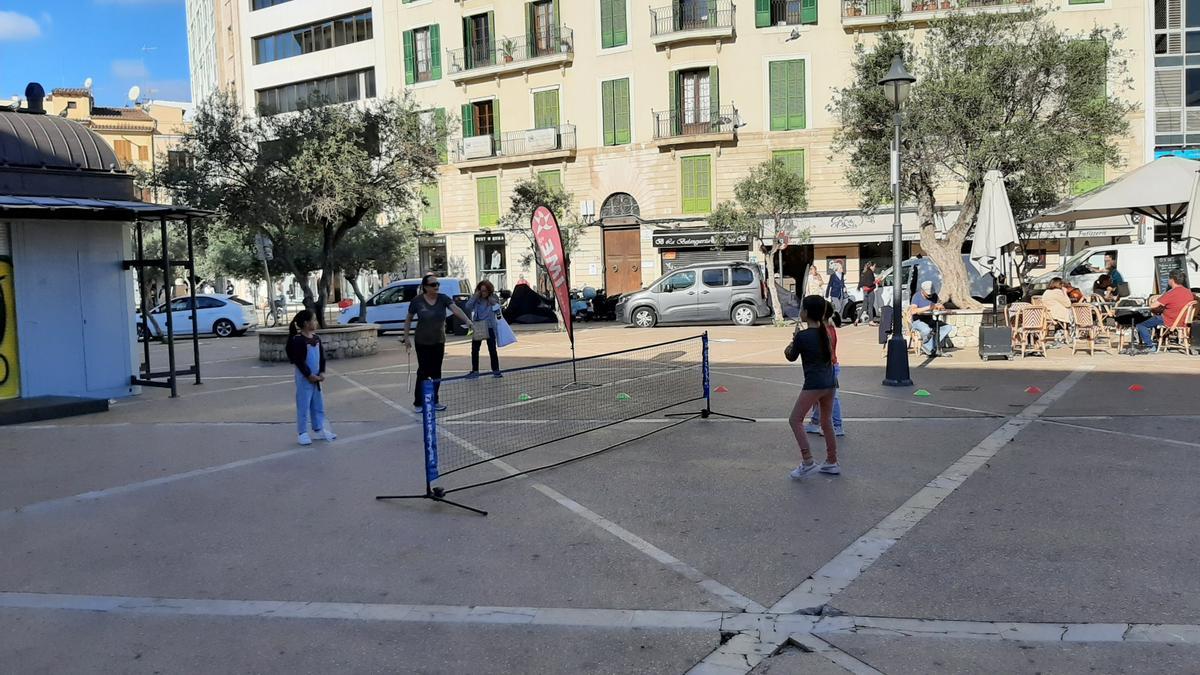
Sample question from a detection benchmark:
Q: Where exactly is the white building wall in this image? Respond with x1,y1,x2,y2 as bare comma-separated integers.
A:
186,0,219,104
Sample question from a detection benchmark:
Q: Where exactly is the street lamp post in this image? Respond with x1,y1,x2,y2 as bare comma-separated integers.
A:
880,53,915,387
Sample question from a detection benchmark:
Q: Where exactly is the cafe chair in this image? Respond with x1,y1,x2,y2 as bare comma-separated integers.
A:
1071,304,1103,356
1156,301,1198,355
1014,306,1048,357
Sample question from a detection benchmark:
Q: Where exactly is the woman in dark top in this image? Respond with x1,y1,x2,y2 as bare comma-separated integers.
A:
858,261,877,325
784,296,840,479
403,274,472,412
286,309,335,446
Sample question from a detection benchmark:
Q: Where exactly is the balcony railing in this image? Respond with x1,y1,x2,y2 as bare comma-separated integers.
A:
447,25,574,77
765,0,805,25
842,0,1027,21
650,1,735,36
452,124,577,164
652,106,738,141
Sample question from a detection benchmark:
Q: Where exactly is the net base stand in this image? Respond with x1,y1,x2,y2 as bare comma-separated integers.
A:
664,407,756,422
376,488,488,516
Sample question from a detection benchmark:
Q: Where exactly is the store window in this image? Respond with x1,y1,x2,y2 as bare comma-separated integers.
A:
475,232,507,290
419,235,448,277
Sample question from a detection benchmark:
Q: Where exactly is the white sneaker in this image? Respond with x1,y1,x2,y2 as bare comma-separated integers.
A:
321,428,337,442
413,405,423,413
804,424,823,436
834,427,846,437
297,433,312,446
789,462,819,480
819,462,841,475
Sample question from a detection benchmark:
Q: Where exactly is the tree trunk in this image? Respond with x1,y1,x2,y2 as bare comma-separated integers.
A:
764,241,784,325
347,274,369,322
916,183,982,309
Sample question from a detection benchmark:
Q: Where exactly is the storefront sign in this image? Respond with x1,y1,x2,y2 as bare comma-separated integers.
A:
474,232,507,245
652,231,751,248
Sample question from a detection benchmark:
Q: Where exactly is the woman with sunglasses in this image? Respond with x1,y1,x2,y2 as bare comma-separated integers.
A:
404,274,472,412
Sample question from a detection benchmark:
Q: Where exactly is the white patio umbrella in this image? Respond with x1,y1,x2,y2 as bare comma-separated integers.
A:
970,170,1019,277
1182,167,1200,264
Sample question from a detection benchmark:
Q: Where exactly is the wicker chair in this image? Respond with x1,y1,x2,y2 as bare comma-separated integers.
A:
1014,306,1048,357
1071,304,1103,355
1156,301,1198,355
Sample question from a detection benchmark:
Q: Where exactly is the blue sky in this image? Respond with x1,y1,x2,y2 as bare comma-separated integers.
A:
0,0,190,106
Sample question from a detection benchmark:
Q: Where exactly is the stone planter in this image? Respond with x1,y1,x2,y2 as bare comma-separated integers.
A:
945,310,1001,349
258,324,380,362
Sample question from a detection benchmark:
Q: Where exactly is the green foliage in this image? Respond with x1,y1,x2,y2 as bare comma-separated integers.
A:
145,91,447,323
499,178,587,281
828,6,1135,302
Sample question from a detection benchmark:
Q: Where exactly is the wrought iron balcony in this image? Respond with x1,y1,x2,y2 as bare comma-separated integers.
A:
652,106,739,144
650,1,735,45
841,0,1029,26
451,124,577,166
447,26,574,83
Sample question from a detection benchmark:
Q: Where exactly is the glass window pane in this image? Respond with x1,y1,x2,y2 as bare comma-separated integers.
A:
1191,0,1200,27
702,269,728,287
732,268,753,286
1188,69,1200,106
1188,32,1200,54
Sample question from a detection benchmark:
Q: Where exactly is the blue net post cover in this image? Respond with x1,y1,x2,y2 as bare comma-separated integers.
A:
702,332,711,402
422,379,439,484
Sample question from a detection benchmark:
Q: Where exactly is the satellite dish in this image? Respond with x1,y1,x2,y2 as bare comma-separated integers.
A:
84,77,93,90
128,85,141,103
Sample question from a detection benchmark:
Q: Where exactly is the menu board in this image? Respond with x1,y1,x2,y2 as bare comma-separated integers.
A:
1153,254,1189,293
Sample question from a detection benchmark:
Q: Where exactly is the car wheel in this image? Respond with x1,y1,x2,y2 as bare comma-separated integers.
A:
731,304,757,326
631,307,658,328
213,318,236,338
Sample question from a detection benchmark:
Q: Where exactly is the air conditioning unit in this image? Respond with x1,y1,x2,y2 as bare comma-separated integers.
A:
524,127,558,153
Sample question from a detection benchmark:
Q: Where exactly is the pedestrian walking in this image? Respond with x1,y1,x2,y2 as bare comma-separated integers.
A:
403,274,473,413
286,309,335,446
465,280,503,379
825,261,848,323
805,299,844,437
804,264,824,299
784,296,840,479
858,261,878,325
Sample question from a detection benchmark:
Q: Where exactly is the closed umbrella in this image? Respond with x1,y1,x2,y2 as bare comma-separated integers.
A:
971,170,1019,278
1183,168,1200,265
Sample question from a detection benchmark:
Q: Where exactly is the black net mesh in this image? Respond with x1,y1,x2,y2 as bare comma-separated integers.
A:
426,335,705,481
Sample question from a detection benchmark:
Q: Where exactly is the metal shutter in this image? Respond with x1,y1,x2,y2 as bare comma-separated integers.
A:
0,222,9,257
671,248,748,267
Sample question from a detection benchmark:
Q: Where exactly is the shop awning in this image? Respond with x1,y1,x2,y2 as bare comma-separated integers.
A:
0,195,211,221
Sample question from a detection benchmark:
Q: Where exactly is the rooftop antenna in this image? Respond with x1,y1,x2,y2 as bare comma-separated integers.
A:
128,85,141,106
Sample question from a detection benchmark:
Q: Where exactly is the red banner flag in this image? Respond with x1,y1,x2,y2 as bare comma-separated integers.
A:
531,205,573,345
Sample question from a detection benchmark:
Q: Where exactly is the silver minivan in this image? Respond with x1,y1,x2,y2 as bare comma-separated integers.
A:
616,262,772,327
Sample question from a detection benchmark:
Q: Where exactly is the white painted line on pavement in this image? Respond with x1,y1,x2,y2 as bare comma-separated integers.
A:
769,366,1092,614
1038,419,1200,450
5,424,416,516
812,614,1200,646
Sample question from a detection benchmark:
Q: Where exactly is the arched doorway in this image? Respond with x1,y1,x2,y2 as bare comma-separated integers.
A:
599,193,643,294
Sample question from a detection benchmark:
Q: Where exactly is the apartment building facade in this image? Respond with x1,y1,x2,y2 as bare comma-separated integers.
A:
215,0,1147,296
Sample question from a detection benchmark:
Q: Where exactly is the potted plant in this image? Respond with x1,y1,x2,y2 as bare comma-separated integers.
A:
500,38,516,63
847,0,864,16
559,36,571,53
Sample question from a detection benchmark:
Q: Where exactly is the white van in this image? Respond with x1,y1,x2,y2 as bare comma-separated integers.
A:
338,277,472,333
1030,243,1167,298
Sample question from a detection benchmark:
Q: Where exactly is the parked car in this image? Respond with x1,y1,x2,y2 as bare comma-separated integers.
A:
616,262,772,328
338,277,472,334
1029,242,1168,298
139,294,256,338
871,255,1001,314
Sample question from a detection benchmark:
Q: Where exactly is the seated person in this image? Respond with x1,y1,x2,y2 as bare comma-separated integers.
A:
1136,270,1195,352
1040,278,1074,333
1092,274,1116,301
910,280,957,356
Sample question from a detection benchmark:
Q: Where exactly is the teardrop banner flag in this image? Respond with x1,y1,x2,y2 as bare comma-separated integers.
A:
531,205,573,345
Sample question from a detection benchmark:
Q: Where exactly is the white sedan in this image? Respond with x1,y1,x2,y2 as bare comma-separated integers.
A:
139,294,257,339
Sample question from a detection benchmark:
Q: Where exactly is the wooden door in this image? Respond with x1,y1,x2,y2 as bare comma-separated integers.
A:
603,228,642,295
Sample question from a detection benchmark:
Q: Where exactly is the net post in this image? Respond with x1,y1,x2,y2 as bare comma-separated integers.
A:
422,378,439,490
702,332,711,418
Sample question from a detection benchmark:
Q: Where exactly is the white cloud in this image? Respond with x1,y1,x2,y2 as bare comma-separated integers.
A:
0,11,41,41
112,59,150,80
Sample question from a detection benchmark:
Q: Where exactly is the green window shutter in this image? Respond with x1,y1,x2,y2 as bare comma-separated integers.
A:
534,90,559,129
430,25,441,80
681,156,711,214
526,3,535,58
403,30,415,85
421,183,441,230
434,108,448,163
709,65,720,126
601,0,614,48
487,11,495,55
477,176,499,227
614,78,631,144
1072,163,1104,195
538,170,562,191
769,61,787,131
772,149,805,179
461,103,475,137
669,71,680,135
708,0,718,27
612,0,627,46
755,0,770,27
491,98,500,147
801,0,817,25
462,17,474,69
601,80,616,146
787,60,806,130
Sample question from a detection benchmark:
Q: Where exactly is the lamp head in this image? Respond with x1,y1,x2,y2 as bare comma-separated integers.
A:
878,53,915,108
